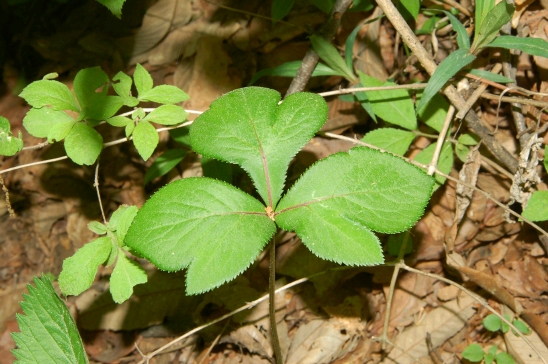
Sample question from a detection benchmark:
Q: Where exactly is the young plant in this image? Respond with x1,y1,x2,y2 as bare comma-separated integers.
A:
124,86,435,295
463,344,515,364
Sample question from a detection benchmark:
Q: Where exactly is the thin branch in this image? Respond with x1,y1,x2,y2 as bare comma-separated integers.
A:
428,105,455,176
375,0,519,174
481,93,548,109
94,163,107,224
317,83,429,97
285,0,354,96
269,238,283,364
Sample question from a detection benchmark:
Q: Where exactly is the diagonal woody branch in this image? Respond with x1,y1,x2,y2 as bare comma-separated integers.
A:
375,0,519,174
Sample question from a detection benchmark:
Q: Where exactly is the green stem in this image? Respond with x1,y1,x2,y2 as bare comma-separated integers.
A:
269,238,283,364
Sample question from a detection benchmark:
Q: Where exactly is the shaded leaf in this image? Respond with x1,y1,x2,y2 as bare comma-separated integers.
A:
96,0,126,18
361,128,415,156
110,253,147,303
59,237,111,296
272,0,294,21
125,177,277,294
133,120,159,161
190,87,328,206
249,61,341,86
73,67,109,113
11,276,88,364
144,148,187,184
487,36,548,58
416,49,476,112
310,35,357,82
85,95,123,121
276,147,434,265
64,123,103,165
417,92,450,132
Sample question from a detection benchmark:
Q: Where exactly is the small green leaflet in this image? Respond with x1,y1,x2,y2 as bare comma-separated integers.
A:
0,116,23,156
522,190,548,221
416,49,476,113
358,72,417,130
142,104,188,125
138,85,189,105
125,177,277,295
110,253,148,303
190,87,328,206
276,147,434,265
134,64,153,97
133,120,159,161
463,344,485,362
361,128,415,156
487,36,548,59
64,123,103,166
12,276,89,364
19,79,80,112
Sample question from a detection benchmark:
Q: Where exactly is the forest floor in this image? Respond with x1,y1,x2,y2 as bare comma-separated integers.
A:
1,0,548,363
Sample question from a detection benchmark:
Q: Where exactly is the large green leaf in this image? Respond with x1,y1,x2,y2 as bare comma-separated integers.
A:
416,49,476,113
358,72,417,130
64,123,103,165
19,80,80,112
190,87,328,207
487,36,548,58
11,276,88,364
471,1,514,52
275,147,434,265
125,177,277,294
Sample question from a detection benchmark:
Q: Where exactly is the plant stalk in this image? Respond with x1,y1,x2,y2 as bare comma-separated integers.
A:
269,238,283,364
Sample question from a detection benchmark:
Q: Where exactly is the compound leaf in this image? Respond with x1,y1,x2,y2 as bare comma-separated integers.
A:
361,128,415,156
416,49,476,113
133,120,159,161
64,123,103,165
190,87,328,207
487,36,548,58
358,72,417,130
19,80,80,112
11,276,88,364
522,190,548,221
110,253,147,303
139,85,189,104
125,177,276,294
143,104,188,125
58,236,111,296
275,147,434,266
23,108,76,138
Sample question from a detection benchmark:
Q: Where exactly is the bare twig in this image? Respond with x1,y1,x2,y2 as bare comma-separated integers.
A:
428,105,455,176
481,93,548,109
317,83,429,97
375,0,519,173
269,238,283,364
0,175,15,218
285,0,354,96
94,163,107,224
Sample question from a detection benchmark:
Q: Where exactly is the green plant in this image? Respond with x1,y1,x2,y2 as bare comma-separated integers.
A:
462,344,515,364
483,314,531,336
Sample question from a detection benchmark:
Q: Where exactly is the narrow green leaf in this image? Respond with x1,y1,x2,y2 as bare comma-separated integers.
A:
106,115,132,127
132,120,159,161
143,104,188,125
468,68,514,83
138,85,190,104
19,80,80,112
416,49,476,112
310,35,357,82
125,123,135,138
487,36,548,58
462,343,485,362
59,236,111,296
47,121,76,143
358,72,417,130
125,177,277,294
361,128,415,156
144,148,186,185
272,0,294,21
276,147,434,265
110,253,147,303
11,276,88,364
95,0,126,18
475,0,495,39
417,93,450,132
23,108,76,138
64,123,103,165
483,314,502,332
414,142,453,190
472,1,514,52
249,61,341,86
190,87,328,206
522,190,548,221
112,72,139,107
442,10,470,49
134,64,153,97
346,21,364,69
416,16,442,35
